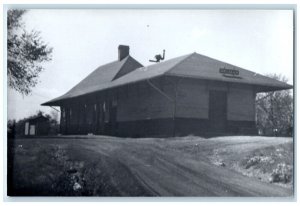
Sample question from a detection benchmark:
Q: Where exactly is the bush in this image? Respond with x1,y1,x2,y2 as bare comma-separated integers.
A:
269,163,292,183
245,155,272,169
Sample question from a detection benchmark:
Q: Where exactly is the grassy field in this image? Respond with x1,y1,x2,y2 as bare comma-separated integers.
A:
7,135,293,197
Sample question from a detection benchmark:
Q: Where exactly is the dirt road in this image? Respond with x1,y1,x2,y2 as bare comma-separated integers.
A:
8,136,293,197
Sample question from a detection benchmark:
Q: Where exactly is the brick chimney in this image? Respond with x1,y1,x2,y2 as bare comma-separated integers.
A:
118,45,129,61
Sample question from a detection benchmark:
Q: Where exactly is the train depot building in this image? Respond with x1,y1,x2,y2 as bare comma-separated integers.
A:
42,45,292,137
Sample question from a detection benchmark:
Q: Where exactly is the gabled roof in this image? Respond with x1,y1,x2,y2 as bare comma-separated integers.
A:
166,53,292,90
43,52,292,106
27,114,49,123
42,55,143,105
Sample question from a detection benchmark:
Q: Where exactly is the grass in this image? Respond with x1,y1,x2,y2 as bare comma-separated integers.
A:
7,138,151,196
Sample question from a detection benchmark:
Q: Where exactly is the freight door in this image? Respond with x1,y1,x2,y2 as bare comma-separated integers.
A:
209,90,227,132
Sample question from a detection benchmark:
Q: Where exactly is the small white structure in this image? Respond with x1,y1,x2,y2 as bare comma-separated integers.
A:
24,122,29,135
29,125,36,135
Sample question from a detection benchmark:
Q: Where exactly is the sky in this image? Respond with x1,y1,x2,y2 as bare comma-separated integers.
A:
7,9,294,121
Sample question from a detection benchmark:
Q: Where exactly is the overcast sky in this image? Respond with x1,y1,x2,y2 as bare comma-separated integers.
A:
7,9,294,121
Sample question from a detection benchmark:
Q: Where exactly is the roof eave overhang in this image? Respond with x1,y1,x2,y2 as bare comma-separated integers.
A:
255,85,293,93
41,75,165,107
41,73,293,106
41,101,61,107
165,73,293,92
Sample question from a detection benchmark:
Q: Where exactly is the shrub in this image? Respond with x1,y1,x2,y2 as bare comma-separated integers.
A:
245,155,272,169
269,163,292,183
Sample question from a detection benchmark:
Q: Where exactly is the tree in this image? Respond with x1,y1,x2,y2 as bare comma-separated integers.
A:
7,9,53,95
50,109,60,123
7,119,16,139
256,74,293,136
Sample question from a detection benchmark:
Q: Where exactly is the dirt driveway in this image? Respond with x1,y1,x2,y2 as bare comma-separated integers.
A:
8,136,293,197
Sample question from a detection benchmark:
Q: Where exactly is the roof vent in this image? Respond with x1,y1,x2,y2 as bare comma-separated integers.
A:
149,49,165,63
118,45,129,61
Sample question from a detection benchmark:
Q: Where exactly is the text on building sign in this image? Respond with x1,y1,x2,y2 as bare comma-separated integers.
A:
219,67,239,76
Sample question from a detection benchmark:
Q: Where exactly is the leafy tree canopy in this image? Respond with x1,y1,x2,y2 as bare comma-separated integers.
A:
256,74,293,136
7,9,53,95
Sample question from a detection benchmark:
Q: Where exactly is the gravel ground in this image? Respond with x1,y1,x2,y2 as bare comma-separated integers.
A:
7,135,294,197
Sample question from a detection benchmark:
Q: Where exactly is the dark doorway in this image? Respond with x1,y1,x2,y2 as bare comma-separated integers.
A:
209,90,227,133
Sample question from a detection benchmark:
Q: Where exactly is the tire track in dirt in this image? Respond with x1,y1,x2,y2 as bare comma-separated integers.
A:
119,145,289,196
73,137,293,196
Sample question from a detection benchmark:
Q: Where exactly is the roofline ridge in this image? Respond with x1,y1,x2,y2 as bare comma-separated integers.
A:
118,55,130,66
164,52,195,75
192,53,293,87
127,55,143,67
192,52,264,77
112,55,144,81
47,57,128,102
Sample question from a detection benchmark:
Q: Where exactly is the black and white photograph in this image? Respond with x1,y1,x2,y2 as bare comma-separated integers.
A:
5,6,294,198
